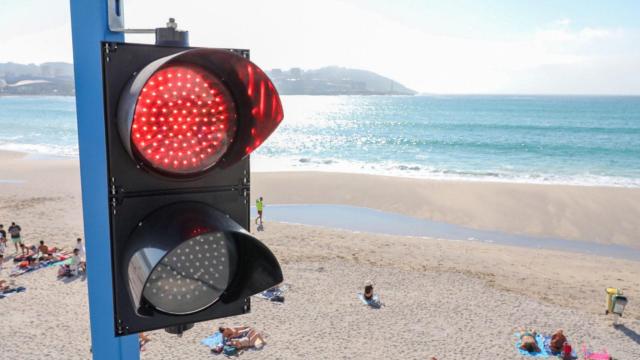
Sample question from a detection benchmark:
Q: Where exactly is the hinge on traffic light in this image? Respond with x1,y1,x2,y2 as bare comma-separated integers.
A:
103,43,118,63
110,177,125,214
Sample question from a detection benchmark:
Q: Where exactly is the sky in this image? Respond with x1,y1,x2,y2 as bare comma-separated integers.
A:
1,0,639,94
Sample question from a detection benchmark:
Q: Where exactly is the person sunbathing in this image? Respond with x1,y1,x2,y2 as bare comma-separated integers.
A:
224,328,266,350
519,328,540,353
364,281,375,301
220,326,251,340
549,329,567,354
37,241,55,261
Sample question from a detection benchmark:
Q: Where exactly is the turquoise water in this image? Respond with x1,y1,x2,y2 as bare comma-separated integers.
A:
1,95,639,186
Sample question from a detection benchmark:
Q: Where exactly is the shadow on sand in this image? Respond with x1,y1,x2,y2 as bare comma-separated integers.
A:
61,272,87,284
614,323,640,345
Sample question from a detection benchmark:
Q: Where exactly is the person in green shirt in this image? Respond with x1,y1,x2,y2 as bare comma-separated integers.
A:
255,197,264,225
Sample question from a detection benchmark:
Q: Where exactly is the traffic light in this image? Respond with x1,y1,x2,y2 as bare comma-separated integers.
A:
101,42,284,336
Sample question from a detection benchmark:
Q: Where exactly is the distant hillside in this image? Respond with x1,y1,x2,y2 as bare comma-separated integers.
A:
0,62,416,96
267,67,416,95
0,62,74,95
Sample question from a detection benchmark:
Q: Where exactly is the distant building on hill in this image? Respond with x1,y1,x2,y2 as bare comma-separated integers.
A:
0,62,74,96
0,61,415,97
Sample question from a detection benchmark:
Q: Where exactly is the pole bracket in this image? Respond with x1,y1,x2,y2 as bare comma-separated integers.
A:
107,0,157,34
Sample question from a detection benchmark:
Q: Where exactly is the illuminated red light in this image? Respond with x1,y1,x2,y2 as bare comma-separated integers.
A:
131,65,237,175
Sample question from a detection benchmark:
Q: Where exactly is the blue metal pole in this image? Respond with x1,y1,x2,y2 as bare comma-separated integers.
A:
69,1,139,359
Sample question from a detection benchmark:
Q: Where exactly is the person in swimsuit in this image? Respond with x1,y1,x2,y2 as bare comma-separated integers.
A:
37,240,53,261
549,329,567,354
0,226,6,266
220,327,266,350
364,281,375,301
519,328,540,353
8,222,23,254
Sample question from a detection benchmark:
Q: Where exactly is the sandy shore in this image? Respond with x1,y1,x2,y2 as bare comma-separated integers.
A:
1,151,639,359
253,171,640,249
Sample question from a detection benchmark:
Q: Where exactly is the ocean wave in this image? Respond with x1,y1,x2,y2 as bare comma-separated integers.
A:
251,155,640,188
0,142,78,157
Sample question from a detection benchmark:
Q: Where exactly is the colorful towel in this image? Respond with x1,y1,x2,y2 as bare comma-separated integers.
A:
357,293,382,309
9,255,71,277
201,332,224,349
515,333,549,358
581,345,611,360
255,284,288,303
0,286,26,299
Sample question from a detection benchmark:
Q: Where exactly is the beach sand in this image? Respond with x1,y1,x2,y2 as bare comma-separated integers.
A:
1,151,639,359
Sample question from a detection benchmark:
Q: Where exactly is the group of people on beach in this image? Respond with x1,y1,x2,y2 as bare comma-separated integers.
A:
518,328,594,359
0,220,86,277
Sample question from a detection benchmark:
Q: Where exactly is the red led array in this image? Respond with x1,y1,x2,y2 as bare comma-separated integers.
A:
131,65,237,175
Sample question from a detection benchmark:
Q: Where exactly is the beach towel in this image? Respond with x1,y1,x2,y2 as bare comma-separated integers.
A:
202,332,241,356
357,293,382,309
581,345,611,360
0,286,26,299
255,284,288,303
201,332,225,349
515,333,549,358
10,255,72,277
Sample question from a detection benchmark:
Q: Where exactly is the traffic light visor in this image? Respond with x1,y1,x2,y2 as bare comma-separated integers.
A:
124,202,282,317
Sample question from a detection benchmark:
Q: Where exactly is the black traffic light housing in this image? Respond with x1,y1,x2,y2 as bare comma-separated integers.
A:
101,42,283,336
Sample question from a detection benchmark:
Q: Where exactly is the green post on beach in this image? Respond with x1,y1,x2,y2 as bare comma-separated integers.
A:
69,0,139,358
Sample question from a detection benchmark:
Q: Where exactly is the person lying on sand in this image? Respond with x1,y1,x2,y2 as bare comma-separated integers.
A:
519,328,540,353
220,326,250,339
219,327,266,350
37,241,55,261
16,244,37,263
549,329,567,354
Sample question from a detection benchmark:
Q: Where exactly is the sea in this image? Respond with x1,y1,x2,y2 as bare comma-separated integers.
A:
1,95,639,187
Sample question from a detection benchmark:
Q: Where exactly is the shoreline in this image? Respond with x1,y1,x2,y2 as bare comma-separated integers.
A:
1,150,638,249
3,149,640,188
252,171,640,249
251,204,640,262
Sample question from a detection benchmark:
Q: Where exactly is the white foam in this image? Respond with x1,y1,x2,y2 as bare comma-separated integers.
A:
251,155,640,188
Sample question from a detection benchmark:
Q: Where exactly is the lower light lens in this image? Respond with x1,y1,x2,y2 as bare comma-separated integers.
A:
142,232,232,315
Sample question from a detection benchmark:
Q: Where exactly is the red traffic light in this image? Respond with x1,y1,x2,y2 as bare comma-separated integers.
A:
131,65,237,175
118,48,283,176
103,43,283,336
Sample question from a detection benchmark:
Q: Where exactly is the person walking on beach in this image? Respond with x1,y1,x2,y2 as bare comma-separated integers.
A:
0,225,6,264
0,226,6,267
8,222,22,254
0,224,6,245
255,197,264,226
